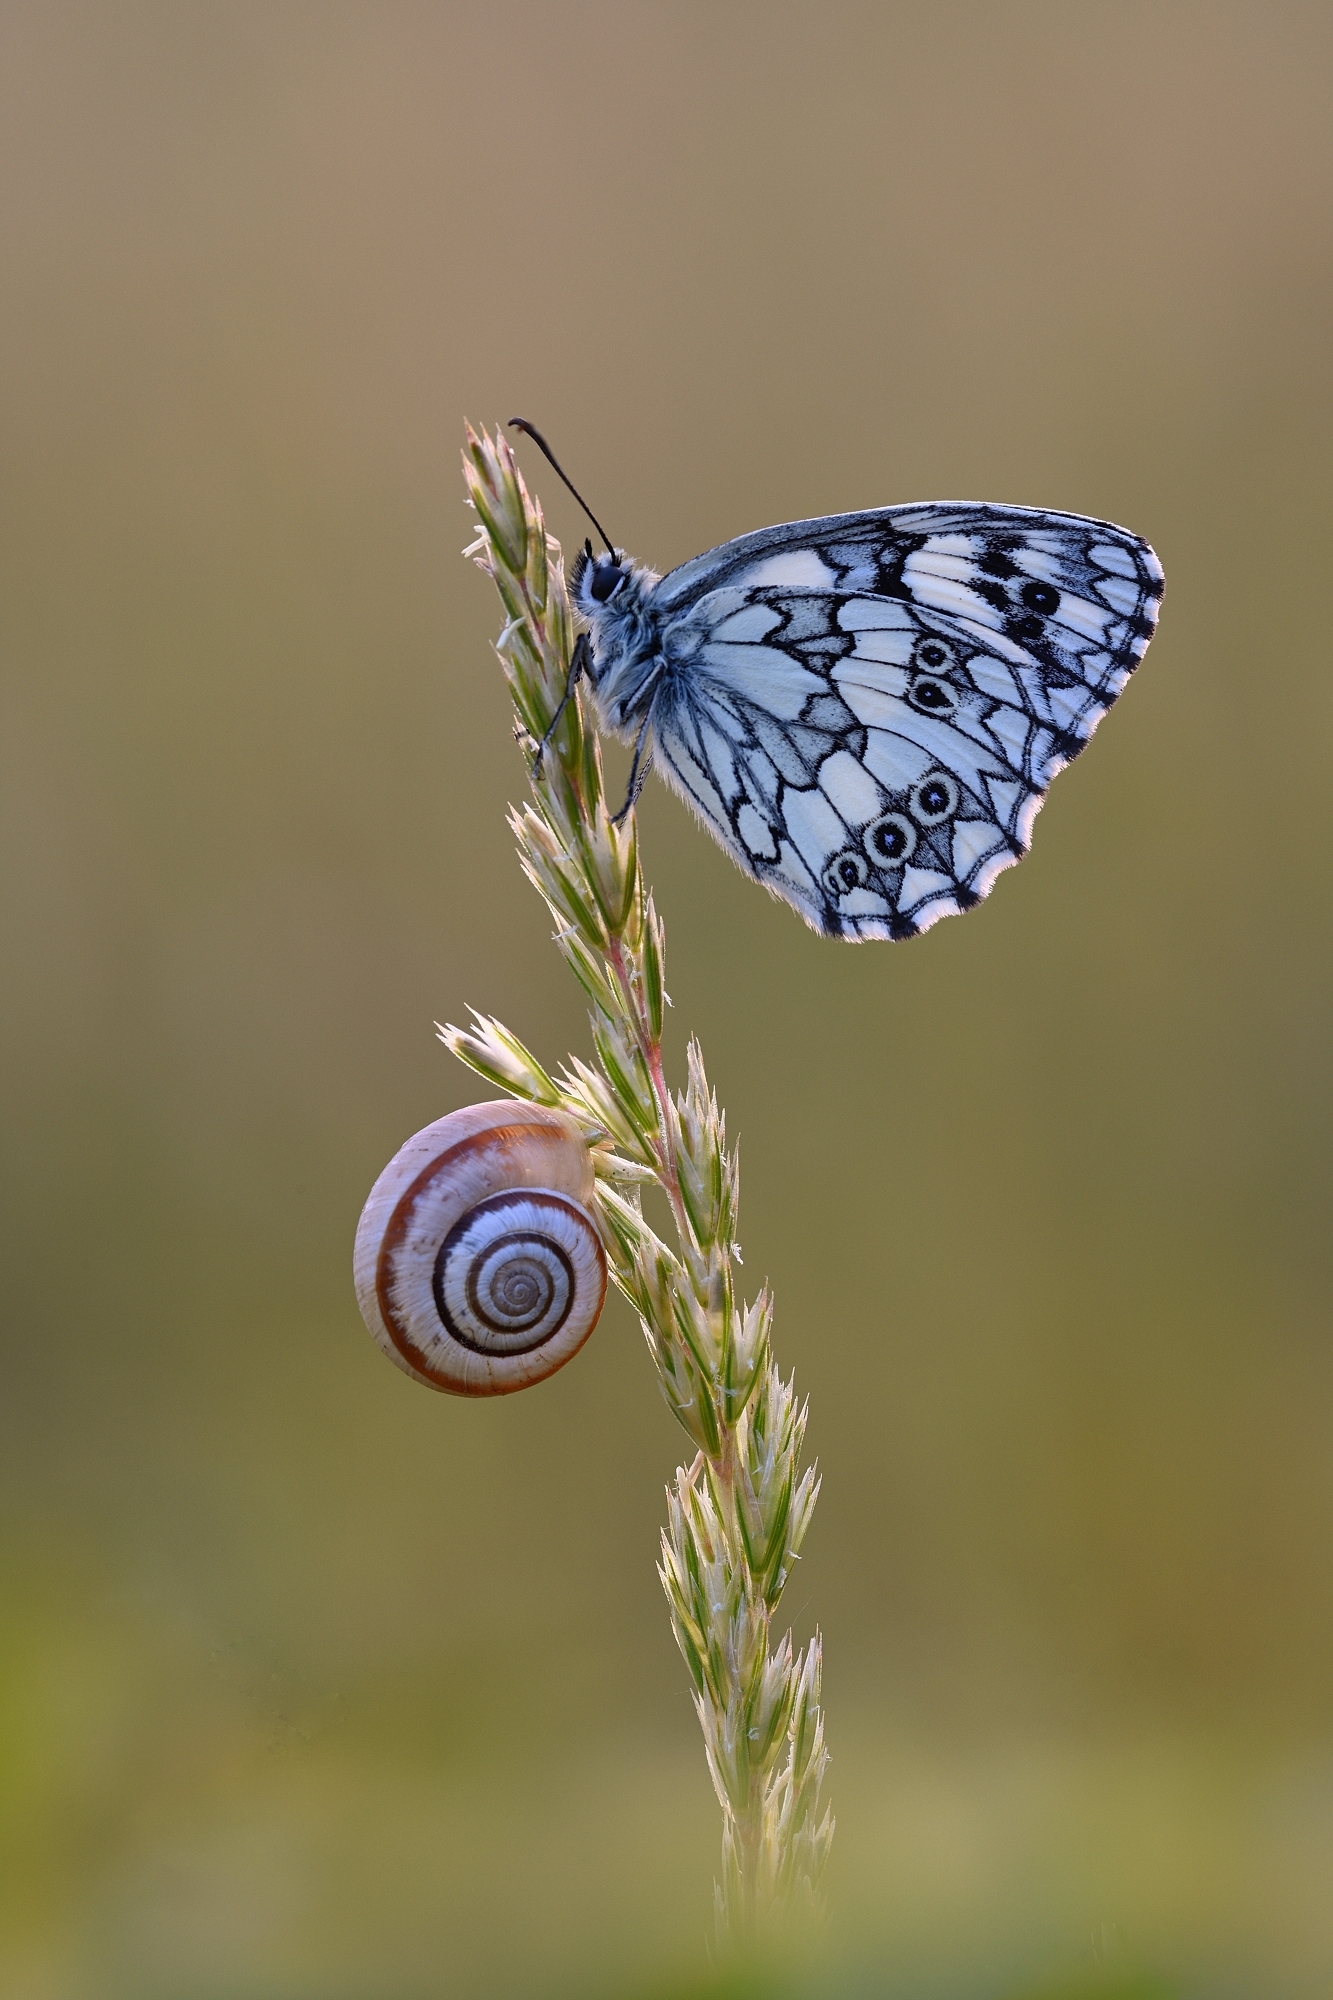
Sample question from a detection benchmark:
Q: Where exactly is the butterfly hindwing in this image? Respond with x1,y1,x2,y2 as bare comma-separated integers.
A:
647,503,1163,939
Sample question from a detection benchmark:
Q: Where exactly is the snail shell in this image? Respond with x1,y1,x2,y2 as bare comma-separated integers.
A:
353,1101,607,1397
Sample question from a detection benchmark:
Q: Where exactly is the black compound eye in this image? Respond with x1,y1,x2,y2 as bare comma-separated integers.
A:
908,677,958,716
864,813,917,866
589,562,627,604
1021,580,1060,615
822,849,870,899
911,773,960,824
915,638,956,671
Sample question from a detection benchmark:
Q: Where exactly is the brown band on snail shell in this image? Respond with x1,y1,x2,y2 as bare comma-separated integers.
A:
353,1101,607,1396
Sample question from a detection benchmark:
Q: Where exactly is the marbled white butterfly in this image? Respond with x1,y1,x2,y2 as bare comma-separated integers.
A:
512,422,1163,942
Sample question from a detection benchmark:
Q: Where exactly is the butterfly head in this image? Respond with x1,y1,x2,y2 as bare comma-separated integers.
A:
571,538,633,611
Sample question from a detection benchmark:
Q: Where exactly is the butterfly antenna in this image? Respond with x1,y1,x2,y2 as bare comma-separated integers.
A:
508,418,616,555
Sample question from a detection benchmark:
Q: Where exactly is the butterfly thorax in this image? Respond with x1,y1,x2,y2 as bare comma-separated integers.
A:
571,548,665,739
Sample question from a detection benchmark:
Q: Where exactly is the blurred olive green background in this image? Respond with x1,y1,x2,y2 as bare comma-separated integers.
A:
2,4,1331,1996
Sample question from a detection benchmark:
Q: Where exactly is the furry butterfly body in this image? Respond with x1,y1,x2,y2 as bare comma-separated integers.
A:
566,500,1163,942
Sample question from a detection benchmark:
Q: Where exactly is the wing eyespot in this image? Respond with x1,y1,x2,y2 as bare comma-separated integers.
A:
1020,581,1060,615
864,813,917,867
822,849,871,899
907,677,958,718
910,774,959,825
913,638,957,673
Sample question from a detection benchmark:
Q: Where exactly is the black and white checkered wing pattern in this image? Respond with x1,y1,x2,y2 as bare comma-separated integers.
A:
648,503,1163,940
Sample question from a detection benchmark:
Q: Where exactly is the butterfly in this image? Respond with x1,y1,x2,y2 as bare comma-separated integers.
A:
511,422,1164,942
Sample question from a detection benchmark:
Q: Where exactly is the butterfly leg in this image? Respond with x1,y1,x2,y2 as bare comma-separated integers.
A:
532,631,590,780
610,714,655,825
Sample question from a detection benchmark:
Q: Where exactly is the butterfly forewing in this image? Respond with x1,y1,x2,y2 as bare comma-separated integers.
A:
647,504,1162,940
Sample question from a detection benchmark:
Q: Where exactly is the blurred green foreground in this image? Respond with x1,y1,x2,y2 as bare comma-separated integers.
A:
2,5,1331,1996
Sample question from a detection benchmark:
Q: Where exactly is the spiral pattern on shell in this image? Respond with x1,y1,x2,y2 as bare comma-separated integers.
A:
353,1101,607,1396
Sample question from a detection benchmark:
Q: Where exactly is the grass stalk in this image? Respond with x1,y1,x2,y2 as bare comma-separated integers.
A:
444,425,833,1940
